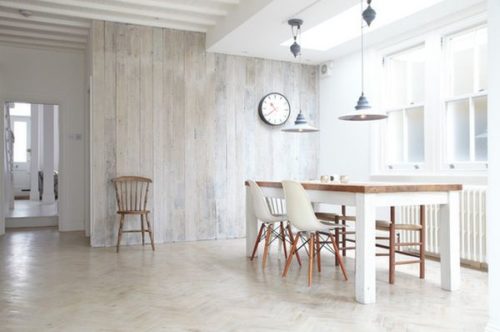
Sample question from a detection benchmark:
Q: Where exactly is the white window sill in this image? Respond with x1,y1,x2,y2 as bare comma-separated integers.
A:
370,173,487,186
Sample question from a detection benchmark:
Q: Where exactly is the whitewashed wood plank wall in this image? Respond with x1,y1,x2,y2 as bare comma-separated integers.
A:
90,21,320,247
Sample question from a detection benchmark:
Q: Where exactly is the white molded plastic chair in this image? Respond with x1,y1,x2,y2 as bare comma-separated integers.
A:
248,180,301,269
281,180,348,286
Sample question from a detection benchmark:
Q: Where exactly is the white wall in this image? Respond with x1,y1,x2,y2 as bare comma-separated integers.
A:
487,1,500,330
319,51,376,181
319,21,488,187
0,44,87,232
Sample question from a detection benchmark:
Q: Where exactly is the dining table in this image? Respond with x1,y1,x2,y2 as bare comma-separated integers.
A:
245,180,463,304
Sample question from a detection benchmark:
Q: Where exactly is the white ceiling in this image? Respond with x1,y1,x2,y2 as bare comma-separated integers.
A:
207,0,487,64
0,0,240,50
0,0,487,60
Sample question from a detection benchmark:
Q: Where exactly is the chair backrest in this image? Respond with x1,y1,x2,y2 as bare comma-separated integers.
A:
112,176,152,212
247,180,275,222
282,180,322,232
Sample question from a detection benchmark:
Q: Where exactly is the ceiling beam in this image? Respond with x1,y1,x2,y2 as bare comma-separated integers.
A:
104,0,228,17
0,10,91,28
0,1,207,32
0,20,88,36
0,35,86,50
206,0,273,49
0,28,88,43
35,0,217,26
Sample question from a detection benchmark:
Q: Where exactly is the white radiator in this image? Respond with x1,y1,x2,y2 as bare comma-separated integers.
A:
397,186,487,265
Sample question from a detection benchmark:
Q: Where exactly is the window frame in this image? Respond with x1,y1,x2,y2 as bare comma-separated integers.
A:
380,44,426,171
373,16,488,177
441,25,488,171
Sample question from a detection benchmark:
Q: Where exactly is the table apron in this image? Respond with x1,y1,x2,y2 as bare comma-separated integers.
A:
259,187,454,207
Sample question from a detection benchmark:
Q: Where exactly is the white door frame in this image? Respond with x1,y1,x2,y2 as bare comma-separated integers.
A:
0,95,63,235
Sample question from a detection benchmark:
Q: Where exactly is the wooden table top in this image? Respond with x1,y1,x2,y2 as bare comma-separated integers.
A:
245,180,462,194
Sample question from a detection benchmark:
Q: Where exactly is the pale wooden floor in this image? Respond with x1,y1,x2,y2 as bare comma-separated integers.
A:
0,228,488,331
6,200,58,218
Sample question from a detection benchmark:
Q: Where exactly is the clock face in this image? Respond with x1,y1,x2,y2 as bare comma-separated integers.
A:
258,93,291,126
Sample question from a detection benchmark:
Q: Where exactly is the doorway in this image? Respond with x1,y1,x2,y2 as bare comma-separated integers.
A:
4,102,59,228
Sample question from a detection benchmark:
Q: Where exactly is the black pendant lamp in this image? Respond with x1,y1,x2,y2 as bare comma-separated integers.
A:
362,0,376,26
288,18,303,58
282,18,319,133
339,0,387,121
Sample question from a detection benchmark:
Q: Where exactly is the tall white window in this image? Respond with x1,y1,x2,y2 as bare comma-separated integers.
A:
383,45,426,169
444,26,488,169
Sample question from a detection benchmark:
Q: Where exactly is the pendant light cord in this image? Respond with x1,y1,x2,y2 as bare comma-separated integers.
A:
360,0,364,95
298,24,303,114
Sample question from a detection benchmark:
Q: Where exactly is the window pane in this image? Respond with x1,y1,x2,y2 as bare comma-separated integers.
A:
447,99,470,162
13,121,27,163
407,107,424,162
386,46,425,107
410,60,425,104
477,28,488,91
9,102,31,117
448,27,488,96
387,60,407,106
474,96,488,161
387,110,404,164
450,38,474,96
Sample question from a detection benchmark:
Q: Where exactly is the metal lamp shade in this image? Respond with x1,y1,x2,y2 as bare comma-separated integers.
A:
282,111,319,132
338,93,387,121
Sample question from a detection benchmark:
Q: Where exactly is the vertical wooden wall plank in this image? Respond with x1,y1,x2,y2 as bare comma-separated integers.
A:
152,27,165,244
139,26,155,243
103,22,118,246
90,20,105,247
90,23,320,247
164,29,186,242
214,53,228,238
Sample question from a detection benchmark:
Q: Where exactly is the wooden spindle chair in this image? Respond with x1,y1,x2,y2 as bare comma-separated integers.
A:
112,176,155,252
317,205,426,284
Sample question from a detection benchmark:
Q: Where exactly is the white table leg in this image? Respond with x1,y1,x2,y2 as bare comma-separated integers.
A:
439,191,461,290
355,193,377,304
246,186,258,257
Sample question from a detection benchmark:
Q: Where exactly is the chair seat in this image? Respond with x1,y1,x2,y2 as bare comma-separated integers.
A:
317,220,351,230
259,213,287,223
117,210,150,215
376,220,423,231
314,212,338,221
315,212,359,222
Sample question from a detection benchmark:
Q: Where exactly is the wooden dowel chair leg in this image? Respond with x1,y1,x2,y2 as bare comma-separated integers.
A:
116,214,125,253
308,233,315,287
251,223,266,261
335,228,340,266
262,224,273,269
329,233,348,281
287,224,302,266
145,213,155,251
341,205,347,257
283,233,300,278
140,215,145,246
280,222,288,260
315,232,321,272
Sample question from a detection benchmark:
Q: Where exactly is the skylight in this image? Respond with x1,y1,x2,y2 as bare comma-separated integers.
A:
281,0,445,51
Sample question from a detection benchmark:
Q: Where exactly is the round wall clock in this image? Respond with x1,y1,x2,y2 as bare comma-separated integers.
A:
258,92,291,126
